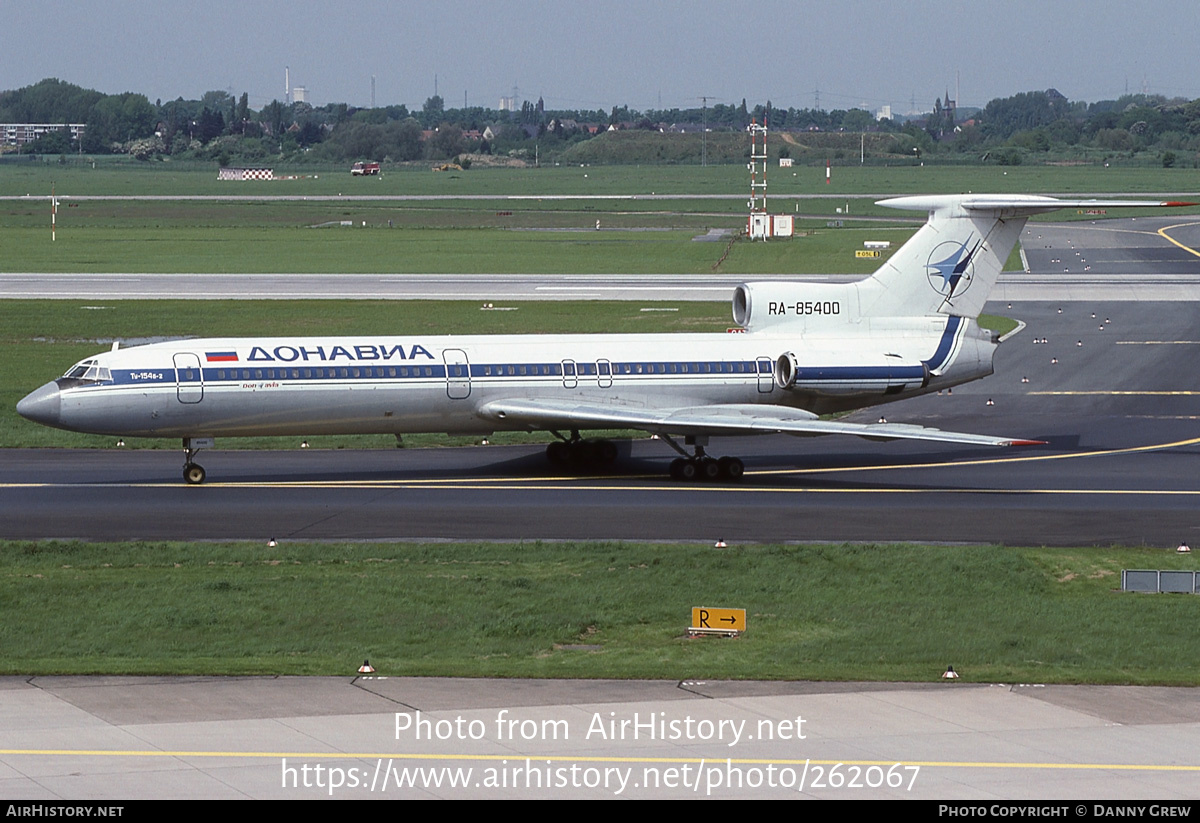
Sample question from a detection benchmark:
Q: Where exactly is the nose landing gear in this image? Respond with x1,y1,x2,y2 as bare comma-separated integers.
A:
182,437,214,485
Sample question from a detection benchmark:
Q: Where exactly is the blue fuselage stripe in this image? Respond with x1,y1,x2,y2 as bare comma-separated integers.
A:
93,356,923,390
921,316,962,371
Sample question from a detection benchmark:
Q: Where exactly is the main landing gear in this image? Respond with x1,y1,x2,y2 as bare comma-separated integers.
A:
544,431,745,481
182,437,214,485
662,434,744,482
545,430,619,467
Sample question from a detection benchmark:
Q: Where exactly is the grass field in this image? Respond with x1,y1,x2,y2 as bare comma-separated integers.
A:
3,163,1188,275
0,224,925,274
2,539,1197,683
5,156,1200,198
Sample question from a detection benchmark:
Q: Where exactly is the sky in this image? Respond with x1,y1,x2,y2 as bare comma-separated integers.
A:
4,0,1199,115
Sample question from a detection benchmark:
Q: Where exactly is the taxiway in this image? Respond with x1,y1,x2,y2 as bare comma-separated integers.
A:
3,676,1198,799
3,299,1199,545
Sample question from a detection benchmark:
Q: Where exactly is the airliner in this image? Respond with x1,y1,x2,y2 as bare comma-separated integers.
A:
17,194,1186,484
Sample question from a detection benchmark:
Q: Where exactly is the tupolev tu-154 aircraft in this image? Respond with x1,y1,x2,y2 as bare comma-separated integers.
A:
17,194,1190,484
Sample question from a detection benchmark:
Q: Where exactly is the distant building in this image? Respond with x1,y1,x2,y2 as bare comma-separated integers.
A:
292,86,308,103
499,96,517,112
1,123,86,146
876,105,892,121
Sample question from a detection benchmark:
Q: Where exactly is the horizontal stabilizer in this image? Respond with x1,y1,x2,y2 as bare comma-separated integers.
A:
877,194,1196,216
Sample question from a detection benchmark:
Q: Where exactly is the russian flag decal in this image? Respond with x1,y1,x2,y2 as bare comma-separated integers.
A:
205,351,238,362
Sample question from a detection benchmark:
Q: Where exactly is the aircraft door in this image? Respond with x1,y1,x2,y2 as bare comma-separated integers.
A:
597,359,612,389
173,352,204,404
561,360,577,389
442,349,471,399
756,356,774,393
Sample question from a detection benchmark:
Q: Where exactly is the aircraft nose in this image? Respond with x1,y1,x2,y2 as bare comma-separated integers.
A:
16,381,62,427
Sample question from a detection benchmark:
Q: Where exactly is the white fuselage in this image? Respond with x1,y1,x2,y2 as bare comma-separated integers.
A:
19,319,994,440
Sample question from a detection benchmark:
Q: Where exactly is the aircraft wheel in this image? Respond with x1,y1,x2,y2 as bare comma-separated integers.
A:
572,440,598,462
699,458,722,481
546,441,571,464
183,463,206,485
676,459,698,481
718,456,745,481
595,439,618,464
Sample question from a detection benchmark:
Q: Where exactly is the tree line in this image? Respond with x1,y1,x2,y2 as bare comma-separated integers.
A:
4,78,1200,166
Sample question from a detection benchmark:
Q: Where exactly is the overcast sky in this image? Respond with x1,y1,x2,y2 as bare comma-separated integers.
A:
5,1,1198,115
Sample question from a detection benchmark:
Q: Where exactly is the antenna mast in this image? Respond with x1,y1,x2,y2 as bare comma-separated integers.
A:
748,117,769,240
697,95,715,166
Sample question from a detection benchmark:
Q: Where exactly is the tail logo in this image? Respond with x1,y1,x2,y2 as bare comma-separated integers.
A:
926,238,980,298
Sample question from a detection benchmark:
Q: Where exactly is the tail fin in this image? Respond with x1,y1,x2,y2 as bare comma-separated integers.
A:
733,195,1193,333
860,195,1190,319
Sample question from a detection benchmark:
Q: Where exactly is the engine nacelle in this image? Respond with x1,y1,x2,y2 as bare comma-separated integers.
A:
733,281,862,332
774,350,929,396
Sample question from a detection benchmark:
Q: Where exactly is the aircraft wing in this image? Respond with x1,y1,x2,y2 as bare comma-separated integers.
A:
478,399,1041,447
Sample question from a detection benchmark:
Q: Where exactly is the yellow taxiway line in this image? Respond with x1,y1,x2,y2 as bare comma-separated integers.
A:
1157,220,1200,258
0,747,1195,773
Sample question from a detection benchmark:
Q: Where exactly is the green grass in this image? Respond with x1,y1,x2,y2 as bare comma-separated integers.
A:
3,196,917,274
5,158,1198,198
0,225,748,274
2,540,1197,682
5,162,1190,277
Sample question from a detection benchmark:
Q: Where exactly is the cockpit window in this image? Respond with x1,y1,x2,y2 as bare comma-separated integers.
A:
61,359,112,385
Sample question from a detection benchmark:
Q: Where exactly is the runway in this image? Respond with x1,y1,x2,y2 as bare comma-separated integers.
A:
0,271,825,302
